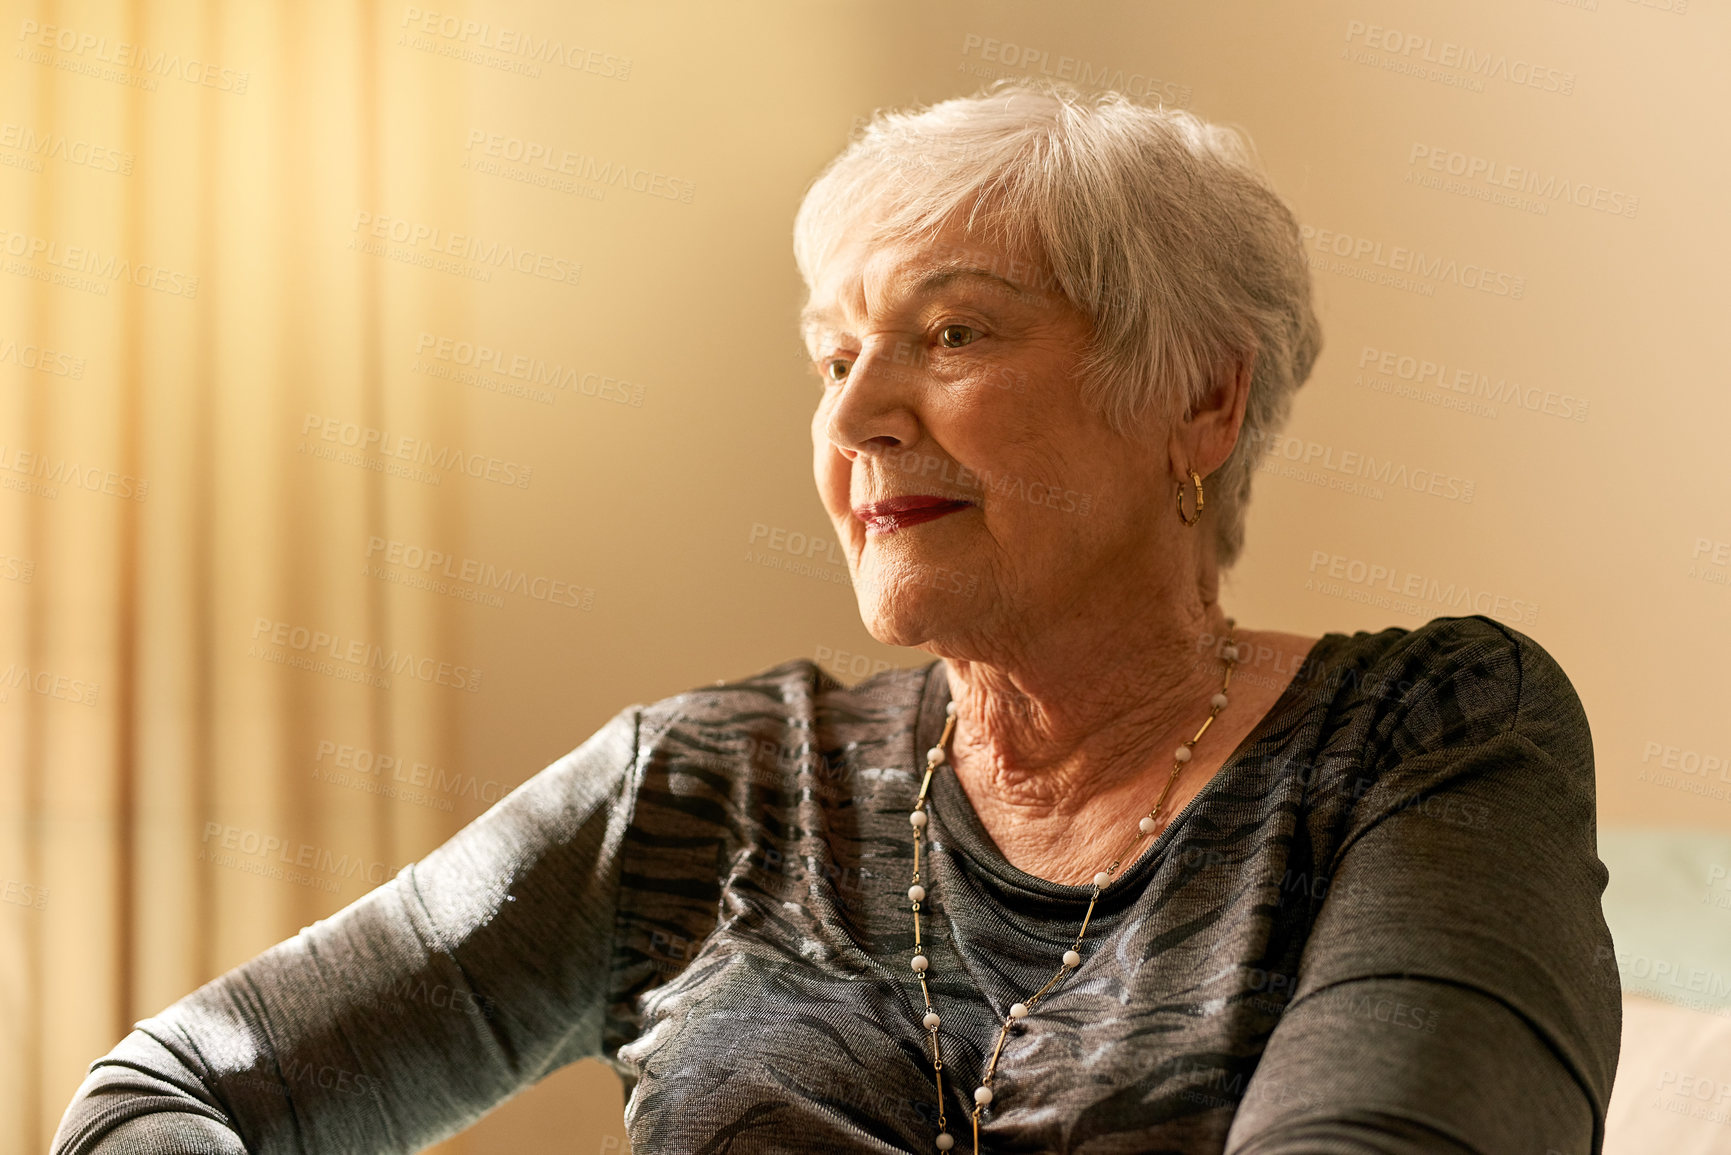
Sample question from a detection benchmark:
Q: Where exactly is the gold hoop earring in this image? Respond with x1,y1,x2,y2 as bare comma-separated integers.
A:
1177,469,1204,527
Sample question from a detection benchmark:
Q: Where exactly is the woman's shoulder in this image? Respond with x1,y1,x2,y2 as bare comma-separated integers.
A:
1313,614,1589,761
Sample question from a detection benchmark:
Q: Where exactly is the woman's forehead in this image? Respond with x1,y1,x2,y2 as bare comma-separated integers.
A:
802,229,1056,331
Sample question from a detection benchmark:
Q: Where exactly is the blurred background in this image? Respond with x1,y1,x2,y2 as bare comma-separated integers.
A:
2,0,1728,1152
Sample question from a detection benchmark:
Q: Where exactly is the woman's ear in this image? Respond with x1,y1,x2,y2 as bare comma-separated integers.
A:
1168,354,1255,481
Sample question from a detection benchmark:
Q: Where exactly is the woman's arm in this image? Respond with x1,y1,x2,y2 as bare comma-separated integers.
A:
1226,623,1622,1154
52,709,640,1155
1226,972,1596,1154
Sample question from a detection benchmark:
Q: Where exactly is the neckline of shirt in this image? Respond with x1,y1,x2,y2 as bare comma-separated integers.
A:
912,630,1351,902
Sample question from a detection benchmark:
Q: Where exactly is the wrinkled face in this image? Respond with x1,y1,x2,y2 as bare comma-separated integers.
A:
802,220,1177,656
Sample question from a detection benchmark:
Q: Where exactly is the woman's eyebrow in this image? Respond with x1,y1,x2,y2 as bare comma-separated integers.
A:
909,265,1032,299
800,263,1041,339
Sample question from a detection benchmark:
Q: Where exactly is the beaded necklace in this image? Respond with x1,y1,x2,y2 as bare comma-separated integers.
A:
904,623,1240,1152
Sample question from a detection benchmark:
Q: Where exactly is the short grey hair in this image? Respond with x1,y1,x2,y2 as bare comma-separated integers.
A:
793,80,1321,569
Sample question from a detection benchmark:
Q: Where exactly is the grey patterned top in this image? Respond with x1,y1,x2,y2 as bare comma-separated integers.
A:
53,616,1621,1154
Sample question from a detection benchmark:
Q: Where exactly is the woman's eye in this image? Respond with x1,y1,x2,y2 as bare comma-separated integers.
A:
938,324,977,349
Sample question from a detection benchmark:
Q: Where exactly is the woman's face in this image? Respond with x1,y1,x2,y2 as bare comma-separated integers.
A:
803,220,1184,659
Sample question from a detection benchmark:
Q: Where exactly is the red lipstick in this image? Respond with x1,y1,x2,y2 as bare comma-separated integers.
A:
853,495,972,535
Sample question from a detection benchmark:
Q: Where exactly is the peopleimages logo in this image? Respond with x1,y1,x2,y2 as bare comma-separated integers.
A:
0,226,199,298
200,822,404,888
299,413,533,489
1356,345,1588,422
15,19,251,93
0,122,133,174
398,7,632,80
1305,550,1539,625
0,661,99,706
349,211,581,286
1406,144,1638,219
1298,224,1524,299
313,739,509,808
958,34,1191,106
1248,430,1475,504
0,442,149,501
0,335,85,378
414,332,646,407
1342,20,1575,95
249,617,483,692
463,130,695,204
364,535,595,610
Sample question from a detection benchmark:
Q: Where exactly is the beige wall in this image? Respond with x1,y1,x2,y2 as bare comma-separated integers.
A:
0,0,1724,1151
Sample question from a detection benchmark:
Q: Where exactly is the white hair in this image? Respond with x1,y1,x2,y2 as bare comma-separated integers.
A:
793,80,1322,569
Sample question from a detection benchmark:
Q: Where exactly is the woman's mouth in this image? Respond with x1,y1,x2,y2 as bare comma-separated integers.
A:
852,496,973,535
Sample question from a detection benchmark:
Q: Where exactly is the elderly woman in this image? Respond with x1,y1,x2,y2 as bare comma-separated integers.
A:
55,83,1618,1154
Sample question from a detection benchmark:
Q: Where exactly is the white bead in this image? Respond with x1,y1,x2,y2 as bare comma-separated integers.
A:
1063,949,1081,967
908,884,926,903
1174,745,1192,763
1223,644,1239,661
910,810,928,829
1093,871,1111,888
1211,692,1229,710
927,746,947,765
923,1011,941,1030
974,1086,994,1106
945,701,958,717
911,954,929,972
936,1133,955,1150
1009,1002,1029,1019
1138,816,1156,835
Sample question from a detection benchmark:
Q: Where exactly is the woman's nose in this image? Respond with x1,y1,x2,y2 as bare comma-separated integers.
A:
823,349,920,456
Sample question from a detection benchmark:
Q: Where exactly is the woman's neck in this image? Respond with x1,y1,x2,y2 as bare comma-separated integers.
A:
938,597,1237,818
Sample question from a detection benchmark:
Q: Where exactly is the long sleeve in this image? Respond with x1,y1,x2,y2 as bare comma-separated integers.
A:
1225,625,1622,1153
52,708,641,1155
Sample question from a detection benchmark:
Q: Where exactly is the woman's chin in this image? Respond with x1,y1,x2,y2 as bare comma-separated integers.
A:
853,576,974,650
